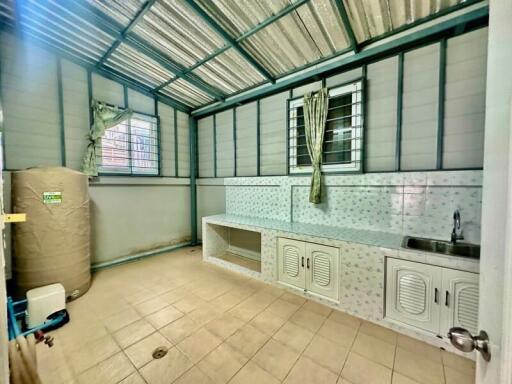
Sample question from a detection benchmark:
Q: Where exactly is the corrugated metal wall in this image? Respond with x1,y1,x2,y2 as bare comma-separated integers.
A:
197,27,488,178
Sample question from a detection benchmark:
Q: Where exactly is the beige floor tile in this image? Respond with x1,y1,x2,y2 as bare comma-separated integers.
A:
392,373,421,384
289,307,327,332
113,319,156,349
103,307,141,333
77,352,135,384
205,313,245,340
229,361,280,384
341,352,392,384
209,291,245,312
188,304,222,326
228,299,268,322
57,320,109,352
250,308,288,336
397,334,442,363
351,333,396,368
197,343,248,383
317,319,358,347
302,300,333,317
146,304,184,329
139,347,193,384
160,316,200,344
177,328,223,363
125,288,156,305
134,296,170,316
284,356,338,384
119,372,146,384
174,294,207,313
444,366,475,384
280,292,307,306
394,348,444,384
359,322,398,345
226,323,270,358
329,310,361,329
252,339,301,381
338,378,355,384
69,334,120,373
441,350,476,374
273,321,314,352
124,332,171,368
303,335,349,374
174,367,214,384
266,299,300,319
159,287,190,304
36,343,75,384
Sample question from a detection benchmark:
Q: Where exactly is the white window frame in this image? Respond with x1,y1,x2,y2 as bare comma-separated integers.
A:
288,81,362,174
99,112,159,176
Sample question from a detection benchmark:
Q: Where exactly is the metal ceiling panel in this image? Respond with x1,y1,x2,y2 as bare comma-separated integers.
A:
131,0,226,68
105,43,175,88
87,0,144,28
241,0,350,77
343,0,467,43
192,48,266,94
193,0,292,39
161,79,214,108
0,0,14,22
17,1,115,63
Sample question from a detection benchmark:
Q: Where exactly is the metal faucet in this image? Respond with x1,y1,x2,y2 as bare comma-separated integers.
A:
451,209,464,244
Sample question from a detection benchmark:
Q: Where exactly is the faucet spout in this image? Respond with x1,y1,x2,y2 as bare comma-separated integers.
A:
451,209,464,244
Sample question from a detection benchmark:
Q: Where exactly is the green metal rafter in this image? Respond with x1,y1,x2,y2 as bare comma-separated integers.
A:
63,0,226,102
97,0,157,67
334,0,359,52
182,0,275,83
156,0,311,92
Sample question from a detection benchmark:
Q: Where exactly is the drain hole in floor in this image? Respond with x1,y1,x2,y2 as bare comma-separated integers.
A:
152,346,168,359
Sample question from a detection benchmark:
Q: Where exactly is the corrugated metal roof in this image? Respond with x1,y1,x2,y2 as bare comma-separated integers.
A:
0,0,483,109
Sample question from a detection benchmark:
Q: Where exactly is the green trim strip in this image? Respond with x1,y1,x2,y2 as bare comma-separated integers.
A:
174,108,179,176
395,52,404,172
56,58,66,167
437,38,447,170
154,97,162,175
182,0,275,83
87,70,93,128
192,6,488,118
123,84,128,109
189,116,198,245
213,114,217,178
0,53,6,170
256,99,261,176
233,107,237,176
361,64,367,173
334,0,359,52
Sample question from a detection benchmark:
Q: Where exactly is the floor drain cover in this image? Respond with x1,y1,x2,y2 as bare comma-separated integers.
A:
152,346,168,359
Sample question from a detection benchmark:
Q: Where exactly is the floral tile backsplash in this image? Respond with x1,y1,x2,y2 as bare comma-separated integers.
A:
224,170,483,244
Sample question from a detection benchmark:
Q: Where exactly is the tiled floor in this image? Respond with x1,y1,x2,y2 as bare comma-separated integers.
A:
36,246,475,384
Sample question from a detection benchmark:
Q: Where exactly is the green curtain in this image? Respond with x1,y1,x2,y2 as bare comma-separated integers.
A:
304,88,329,204
82,100,133,177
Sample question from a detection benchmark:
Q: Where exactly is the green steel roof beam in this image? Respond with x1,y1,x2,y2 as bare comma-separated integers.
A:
97,0,157,67
156,0,312,91
182,0,275,84
62,0,226,101
333,0,359,53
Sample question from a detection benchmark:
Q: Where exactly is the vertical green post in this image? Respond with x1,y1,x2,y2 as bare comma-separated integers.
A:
154,97,161,175
395,52,404,171
57,58,66,167
233,108,237,177
189,116,198,245
0,57,5,170
174,108,179,177
361,64,367,173
437,38,447,170
213,114,217,178
256,99,261,176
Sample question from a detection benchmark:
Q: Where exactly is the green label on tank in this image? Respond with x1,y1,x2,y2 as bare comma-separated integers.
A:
43,192,62,204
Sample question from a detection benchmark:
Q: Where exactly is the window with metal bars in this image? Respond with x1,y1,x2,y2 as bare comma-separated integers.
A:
288,81,363,174
98,112,159,175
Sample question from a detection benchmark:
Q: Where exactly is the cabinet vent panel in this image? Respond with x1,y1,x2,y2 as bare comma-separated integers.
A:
312,253,331,287
457,286,479,334
283,246,299,277
398,274,427,315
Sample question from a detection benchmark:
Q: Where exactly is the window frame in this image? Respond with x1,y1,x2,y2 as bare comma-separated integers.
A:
288,80,363,174
98,110,161,177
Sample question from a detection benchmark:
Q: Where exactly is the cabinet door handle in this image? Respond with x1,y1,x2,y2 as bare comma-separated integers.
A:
301,257,304,268
307,258,310,269
445,291,450,307
434,288,439,304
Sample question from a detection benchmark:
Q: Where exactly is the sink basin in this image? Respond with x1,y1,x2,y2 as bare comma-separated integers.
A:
402,236,480,259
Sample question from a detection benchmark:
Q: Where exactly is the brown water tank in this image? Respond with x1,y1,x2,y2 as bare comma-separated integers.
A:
12,167,91,300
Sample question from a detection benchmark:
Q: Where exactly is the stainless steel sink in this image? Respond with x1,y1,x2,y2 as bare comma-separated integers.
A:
402,236,480,259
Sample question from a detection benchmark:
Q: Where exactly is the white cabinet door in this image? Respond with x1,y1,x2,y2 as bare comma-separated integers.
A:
277,238,306,290
386,258,442,333
305,243,339,301
440,269,479,337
